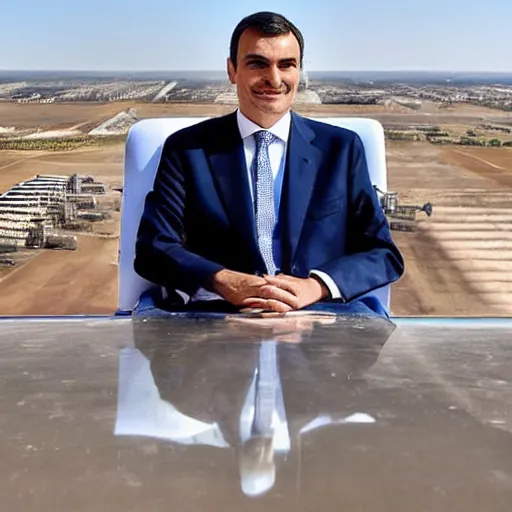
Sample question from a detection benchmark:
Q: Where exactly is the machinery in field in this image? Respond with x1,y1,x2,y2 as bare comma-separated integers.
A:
374,186,433,232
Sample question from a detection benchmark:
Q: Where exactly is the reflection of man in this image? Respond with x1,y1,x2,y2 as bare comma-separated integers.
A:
116,316,394,496
134,11,404,315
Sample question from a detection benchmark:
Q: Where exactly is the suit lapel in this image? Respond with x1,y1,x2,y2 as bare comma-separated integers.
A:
281,112,322,269
207,113,262,267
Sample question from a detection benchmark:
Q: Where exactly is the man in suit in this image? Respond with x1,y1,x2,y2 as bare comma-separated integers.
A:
134,11,404,315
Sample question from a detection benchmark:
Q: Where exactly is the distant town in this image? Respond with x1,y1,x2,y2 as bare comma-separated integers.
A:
1,70,512,111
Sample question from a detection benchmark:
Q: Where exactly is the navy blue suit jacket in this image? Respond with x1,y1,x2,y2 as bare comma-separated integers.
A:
134,111,404,302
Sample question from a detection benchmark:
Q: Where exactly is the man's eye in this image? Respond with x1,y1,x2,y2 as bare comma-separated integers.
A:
248,61,266,68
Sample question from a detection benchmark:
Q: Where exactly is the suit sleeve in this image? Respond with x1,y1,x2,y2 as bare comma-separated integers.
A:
314,134,404,302
134,137,225,295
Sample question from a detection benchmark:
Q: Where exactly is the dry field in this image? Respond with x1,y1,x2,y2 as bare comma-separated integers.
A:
0,101,512,316
0,236,118,315
0,102,132,130
388,141,512,316
2,100,511,132
0,144,122,193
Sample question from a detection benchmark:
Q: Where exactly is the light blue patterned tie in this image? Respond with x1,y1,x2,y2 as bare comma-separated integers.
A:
253,130,277,276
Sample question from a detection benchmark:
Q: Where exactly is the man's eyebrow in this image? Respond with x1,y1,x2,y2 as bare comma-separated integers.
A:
279,58,298,65
244,53,269,61
244,54,298,64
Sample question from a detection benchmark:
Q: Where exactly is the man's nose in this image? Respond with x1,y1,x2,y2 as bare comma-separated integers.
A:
265,66,281,88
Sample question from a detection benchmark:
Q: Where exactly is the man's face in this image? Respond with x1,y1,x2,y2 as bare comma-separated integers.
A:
227,28,301,127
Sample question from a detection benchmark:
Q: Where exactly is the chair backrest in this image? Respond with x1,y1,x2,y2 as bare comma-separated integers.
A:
118,116,390,313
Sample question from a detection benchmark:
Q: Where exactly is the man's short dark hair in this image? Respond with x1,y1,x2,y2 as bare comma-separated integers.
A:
230,11,304,69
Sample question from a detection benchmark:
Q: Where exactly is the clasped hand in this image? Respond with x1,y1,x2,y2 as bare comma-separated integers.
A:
212,269,328,312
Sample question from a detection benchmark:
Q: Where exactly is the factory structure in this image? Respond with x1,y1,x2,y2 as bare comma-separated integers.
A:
0,174,108,255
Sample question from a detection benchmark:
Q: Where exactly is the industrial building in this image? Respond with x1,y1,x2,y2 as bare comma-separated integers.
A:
0,174,106,251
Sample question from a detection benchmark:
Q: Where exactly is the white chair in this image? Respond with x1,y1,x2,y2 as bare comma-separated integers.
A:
118,116,390,314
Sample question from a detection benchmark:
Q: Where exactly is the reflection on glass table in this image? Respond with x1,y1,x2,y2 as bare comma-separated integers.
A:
115,314,394,497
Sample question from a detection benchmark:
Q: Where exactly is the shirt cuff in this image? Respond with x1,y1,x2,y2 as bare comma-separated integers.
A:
309,270,343,300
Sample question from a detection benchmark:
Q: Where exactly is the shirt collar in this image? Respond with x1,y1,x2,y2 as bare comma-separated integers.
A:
236,109,291,143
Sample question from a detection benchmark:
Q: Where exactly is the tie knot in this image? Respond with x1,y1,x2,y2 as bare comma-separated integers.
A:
254,130,275,147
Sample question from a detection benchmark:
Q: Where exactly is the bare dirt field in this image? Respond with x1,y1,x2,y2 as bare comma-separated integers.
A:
0,235,118,315
0,102,131,130
1,102,512,316
442,147,512,189
2,100,510,132
0,145,123,193
106,101,512,128
388,141,512,316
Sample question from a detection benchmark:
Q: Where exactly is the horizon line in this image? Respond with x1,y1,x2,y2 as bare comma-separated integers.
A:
1,69,512,74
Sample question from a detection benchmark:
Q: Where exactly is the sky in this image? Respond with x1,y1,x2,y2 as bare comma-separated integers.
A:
1,0,511,72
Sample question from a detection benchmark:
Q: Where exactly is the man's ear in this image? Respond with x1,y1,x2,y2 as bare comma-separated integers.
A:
227,58,236,84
